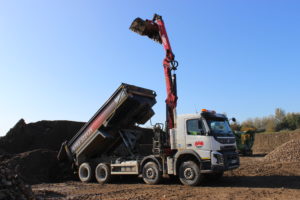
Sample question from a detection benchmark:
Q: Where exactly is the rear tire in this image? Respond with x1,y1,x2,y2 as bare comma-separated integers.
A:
78,162,93,183
142,161,162,185
179,161,203,186
95,163,111,184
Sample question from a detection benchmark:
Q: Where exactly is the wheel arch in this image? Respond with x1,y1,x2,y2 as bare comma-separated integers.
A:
174,150,202,175
140,155,163,173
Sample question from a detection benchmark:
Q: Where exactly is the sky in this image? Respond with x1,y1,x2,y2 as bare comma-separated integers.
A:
0,1,300,136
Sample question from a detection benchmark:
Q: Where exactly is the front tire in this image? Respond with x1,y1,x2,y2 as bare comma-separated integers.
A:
179,161,203,186
95,163,111,184
142,161,162,185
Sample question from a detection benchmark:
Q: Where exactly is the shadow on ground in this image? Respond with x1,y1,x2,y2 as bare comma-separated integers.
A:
34,190,66,199
240,154,266,157
105,175,300,190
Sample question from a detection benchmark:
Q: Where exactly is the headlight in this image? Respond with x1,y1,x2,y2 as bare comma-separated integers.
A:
212,152,224,165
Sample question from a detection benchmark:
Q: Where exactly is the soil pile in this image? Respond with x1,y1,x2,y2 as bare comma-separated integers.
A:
0,119,84,154
0,149,75,184
252,130,300,154
0,164,35,200
264,138,300,162
0,119,84,185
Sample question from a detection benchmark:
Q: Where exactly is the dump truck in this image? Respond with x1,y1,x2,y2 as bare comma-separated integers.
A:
58,14,239,186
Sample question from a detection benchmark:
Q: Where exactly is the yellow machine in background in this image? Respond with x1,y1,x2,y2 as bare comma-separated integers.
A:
234,130,255,156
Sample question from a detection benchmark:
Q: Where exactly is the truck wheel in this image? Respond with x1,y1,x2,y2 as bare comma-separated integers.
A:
142,161,161,185
95,163,111,184
78,162,93,183
179,161,203,186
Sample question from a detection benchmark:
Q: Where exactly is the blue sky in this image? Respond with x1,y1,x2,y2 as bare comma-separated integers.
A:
0,1,299,135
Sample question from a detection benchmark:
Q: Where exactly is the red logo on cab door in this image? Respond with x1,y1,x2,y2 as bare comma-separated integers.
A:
195,141,204,146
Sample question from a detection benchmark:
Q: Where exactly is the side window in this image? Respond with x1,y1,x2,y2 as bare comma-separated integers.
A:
187,119,204,136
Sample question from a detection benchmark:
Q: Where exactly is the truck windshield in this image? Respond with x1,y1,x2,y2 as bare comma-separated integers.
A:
206,118,233,136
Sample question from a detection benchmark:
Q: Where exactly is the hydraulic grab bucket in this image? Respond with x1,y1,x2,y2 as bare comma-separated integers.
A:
129,17,162,44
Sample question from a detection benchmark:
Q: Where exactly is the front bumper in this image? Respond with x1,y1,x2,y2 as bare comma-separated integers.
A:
211,151,240,172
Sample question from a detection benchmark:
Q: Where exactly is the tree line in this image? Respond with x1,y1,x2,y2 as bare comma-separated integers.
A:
231,108,300,132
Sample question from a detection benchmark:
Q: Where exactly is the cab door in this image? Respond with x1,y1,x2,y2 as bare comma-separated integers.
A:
185,118,211,158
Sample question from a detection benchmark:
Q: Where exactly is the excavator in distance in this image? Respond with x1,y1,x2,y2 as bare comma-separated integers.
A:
58,14,239,186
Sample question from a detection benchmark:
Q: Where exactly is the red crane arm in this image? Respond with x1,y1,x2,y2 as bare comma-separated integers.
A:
129,14,178,131
152,14,178,130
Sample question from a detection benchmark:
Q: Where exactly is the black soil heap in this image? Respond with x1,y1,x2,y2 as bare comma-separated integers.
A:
0,119,84,154
0,163,35,200
0,119,84,185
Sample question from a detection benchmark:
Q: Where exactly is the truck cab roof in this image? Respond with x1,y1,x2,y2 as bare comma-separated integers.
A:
177,112,227,121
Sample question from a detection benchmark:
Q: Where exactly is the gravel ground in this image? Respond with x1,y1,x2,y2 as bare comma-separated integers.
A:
32,157,300,200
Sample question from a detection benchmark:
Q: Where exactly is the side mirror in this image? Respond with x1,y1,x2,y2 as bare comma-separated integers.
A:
232,118,236,122
200,129,205,135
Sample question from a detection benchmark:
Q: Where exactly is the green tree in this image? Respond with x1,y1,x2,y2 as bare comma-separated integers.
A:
241,109,299,132
279,113,300,130
265,118,277,132
275,108,285,124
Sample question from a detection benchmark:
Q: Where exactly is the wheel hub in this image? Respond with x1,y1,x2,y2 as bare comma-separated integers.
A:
146,168,156,179
99,169,106,179
183,168,195,180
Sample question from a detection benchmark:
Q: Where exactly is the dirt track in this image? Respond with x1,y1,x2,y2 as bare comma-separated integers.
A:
32,157,300,200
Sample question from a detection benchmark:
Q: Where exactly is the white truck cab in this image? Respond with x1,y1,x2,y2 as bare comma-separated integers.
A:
168,109,239,183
